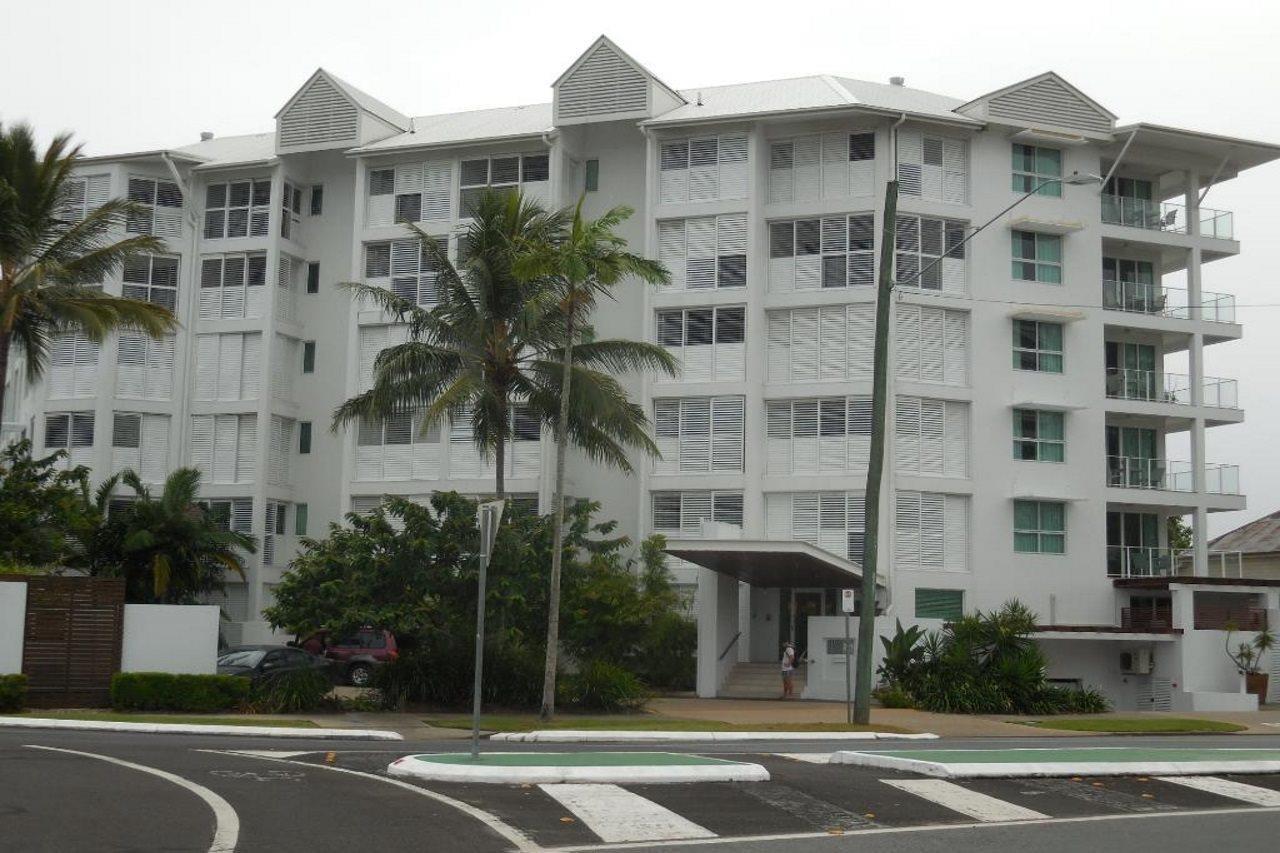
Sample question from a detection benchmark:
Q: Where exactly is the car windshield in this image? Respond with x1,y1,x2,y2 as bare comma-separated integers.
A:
218,649,266,667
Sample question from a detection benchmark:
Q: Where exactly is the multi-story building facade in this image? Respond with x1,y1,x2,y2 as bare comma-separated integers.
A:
8,37,1278,708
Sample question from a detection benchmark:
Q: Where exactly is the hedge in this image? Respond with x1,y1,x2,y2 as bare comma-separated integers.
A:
110,672,250,713
0,674,27,712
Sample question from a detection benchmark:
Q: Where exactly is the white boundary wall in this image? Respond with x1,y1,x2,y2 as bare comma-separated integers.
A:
121,604,219,674
0,581,25,674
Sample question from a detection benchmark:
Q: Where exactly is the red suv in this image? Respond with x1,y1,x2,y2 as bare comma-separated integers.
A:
299,628,398,686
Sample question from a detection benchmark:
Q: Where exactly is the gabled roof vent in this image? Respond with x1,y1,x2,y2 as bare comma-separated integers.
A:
199,131,215,142
889,76,905,87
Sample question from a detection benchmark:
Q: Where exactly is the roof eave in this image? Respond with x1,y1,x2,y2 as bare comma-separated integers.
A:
346,130,554,158
74,150,208,167
641,103,982,131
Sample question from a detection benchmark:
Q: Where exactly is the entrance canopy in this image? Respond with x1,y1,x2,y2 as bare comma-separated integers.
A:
663,539,882,589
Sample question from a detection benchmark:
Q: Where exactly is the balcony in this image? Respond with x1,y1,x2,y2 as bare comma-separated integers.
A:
1121,602,1173,632
1194,603,1267,632
1101,195,1234,240
1105,457,1240,494
1102,281,1237,324
1105,368,1239,408
1107,545,1242,578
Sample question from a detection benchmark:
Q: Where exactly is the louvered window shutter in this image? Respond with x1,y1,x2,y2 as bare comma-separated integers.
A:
111,413,141,475
423,161,452,220
768,221,795,293
139,415,169,483
894,397,921,473
716,214,747,288
768,142,794,204
652,492,682,532
684,217,716,289
847,304,875,381
678,398,711,472
195,335,218,400
943,401,969,477
710,397,745,472
679,492,712,536
847,397,872,471
713,307,745,381
897,131,923,197
791,400,818,473
895,491,922,571
688,138,718,202
717,133,748,199
765,493,791,540
919,492,946,570
211,415,237,483
766,312,790,383
766,401,791,475
367,170,395,226
242,334,262,399
190,415,213,479
821,133,848,199
819,306,847,380
943,310,969,386
659,140,689,204
895,305,923,382
653,400,680,475
394,163,424,224
793,136,820,201
919,399,946,475
915,588,963,620
657,221,686,289
117,334,146,398
236,416,256,482
943,495,969,571
790,309,819,382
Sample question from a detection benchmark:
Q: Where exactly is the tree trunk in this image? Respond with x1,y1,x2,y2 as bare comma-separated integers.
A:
0,328,9,427
494,395,507,499
539,303,576,721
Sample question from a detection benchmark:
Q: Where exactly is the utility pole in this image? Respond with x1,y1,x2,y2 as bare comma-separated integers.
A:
470,500,505,758
853,179,897,725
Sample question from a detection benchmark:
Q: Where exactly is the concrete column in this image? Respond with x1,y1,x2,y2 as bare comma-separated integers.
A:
695,568,740,697
1184,171,1209,576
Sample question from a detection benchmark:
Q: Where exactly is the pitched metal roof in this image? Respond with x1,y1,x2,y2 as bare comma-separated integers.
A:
1210,510,1280,554
173,132,277,170
349,103,554,154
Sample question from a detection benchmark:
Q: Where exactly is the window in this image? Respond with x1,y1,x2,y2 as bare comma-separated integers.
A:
49,332,100,398
765,398,872,475
364,239,443,306
767,304,877,383
126,177,182,237
295,503,309,536
269,416,294,486
206,498,253,534
652,491,743,534
459,154,547,218
658,134,748,203
190,414,256,484
767,132,875,203
895,215,966,291
281,181,302,239
117,334,175,400
653,397,745,474
915,588,963,621
306,262,320,294
309,185,324,216
765,492,866,563
302,341,316,373
298,421,312,454
1014,500,1066,554
1011,144,1062,196
894,397,969,477
769,214,874,290
194,332,262,401
584,159,599,192
112,412,141,449
895,491,970,572
44,413,94,450
1012,230,1062,283
204,180,271,239
1012,320,1063,373
656,306,746,381
61,174,110,224
199,253,268,319
122,255,179,312
1013,409,1064,462
895,305,970,386
657,214,747,290
897,132,967,204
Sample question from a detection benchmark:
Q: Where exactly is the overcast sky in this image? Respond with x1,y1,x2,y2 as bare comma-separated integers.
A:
4,0,1277,536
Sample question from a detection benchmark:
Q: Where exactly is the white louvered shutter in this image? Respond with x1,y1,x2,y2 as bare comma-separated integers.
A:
117,334,145,398
848,397,871,471
236,416,256,483
847,304,875,381
766,401,790,475
942,138,968,204
897,131,923,198
768,142,793,204
790,309,819,382
710,397,744,472
212,415,237,483
895,491,922,571
190,415,213,479
793,136,820,202
658,221,686,290
716,214,747,288
148,336,174,400
139,415,169,483
895,305,922,382
220,334,246,401
944,310,969,386
653,400,680,475
242,334,261,399
685,217,716,289
895,397,921,473
819,306,847,381
919,399,946,475
423,161,452,220
688,138,718,202
767,312,789,383
944,401,969,478
659,141,689,204
678,399,711,472
792,401,818,473
919,492,946,570
195,335,218,400
714,307,746,381
49,334,76,398
821,133,847,199
943,496,969,572
717,134,748,200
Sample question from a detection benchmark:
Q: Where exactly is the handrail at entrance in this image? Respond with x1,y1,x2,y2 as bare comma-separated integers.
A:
718,631,742,661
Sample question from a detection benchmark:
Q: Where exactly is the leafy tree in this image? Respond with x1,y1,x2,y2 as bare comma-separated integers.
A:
516,200,673,719
1167,516,1193,551
0,438,98,568
0,123,177,423
85,468,254,603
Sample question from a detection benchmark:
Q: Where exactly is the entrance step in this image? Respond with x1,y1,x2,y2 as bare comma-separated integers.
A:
720,662,806,699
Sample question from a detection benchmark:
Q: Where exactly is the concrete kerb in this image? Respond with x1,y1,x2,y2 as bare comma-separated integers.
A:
387,752,771,785
830,750,1280,778
0,717,403,740
490,730,938,743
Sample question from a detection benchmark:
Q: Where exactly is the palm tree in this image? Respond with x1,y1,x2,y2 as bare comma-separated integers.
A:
0,123,177,423
517,201,671,720
332,191,675,499
87,467,254,603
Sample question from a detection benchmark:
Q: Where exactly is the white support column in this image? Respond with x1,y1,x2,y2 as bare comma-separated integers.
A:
1185,170,1209,576
695,568,740,697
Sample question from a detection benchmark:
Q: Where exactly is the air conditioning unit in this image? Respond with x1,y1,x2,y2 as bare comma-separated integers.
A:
1120,648,1154,675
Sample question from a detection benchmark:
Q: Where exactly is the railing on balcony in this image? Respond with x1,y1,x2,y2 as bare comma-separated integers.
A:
1102,281,1237,323
1108,546,1244,578
1104,457,1240,494
1101,195,1234,240
1105,368,1239,408
1205,463,1241,495
1121,603,1174,632
1194,605,1267,631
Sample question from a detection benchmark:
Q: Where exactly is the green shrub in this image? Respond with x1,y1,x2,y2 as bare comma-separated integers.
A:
0,674,28,712
110,672,250,713
246,668,332,713
559,660,648,712
635,611,696,691
376,638,544,710
872,684,913,709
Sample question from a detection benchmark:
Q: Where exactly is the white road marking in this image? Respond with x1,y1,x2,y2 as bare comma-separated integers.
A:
221,750,315,759
1155,775,1280,806
772,753,830,764
211,750,542,852
881,778,1048,822
539,783,716,843
26,745,239,852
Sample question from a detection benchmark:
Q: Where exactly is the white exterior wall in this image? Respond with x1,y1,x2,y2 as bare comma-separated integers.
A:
120,604,220,674
7,56,1258,678
0,582,26,674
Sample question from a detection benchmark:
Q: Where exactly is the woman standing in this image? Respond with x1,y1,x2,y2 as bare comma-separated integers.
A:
780,641,797,699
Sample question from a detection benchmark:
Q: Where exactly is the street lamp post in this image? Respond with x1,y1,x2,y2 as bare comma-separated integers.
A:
470,499,506,759
851,169,1101,725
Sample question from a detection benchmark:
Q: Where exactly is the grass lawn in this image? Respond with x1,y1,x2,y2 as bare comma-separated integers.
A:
5,710,317,728
1024,717,1247,734
423,713,909,733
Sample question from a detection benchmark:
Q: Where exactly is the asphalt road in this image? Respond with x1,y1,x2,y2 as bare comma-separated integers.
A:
5,729,1280,852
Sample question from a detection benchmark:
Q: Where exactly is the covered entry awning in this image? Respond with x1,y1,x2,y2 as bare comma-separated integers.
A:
663,539,883,588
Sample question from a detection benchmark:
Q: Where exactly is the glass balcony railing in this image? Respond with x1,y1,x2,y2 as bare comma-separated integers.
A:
1101,195,1234,239
1102,281,1237,323
1107,546,1242,578
1105,368,1239,408
1105,457,1240,494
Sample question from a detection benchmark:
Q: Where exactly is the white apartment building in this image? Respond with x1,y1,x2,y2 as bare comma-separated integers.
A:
8,36,1280,710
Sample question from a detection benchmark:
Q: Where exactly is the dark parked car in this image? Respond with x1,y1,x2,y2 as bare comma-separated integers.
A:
216,645,329,684
299,629,398,687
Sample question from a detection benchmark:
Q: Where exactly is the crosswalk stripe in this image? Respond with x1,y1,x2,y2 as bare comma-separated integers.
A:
539,783,717,843
881,779,1048,822
773,753,831,764
1155,775,1280,806
738,782,875,831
